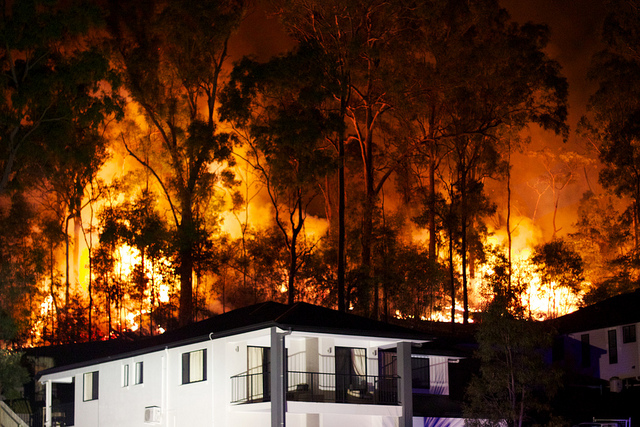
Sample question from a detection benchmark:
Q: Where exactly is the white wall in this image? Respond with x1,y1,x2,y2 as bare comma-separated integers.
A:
425,356,449,396
166,342,214,426
95,353,163,426
568,322,640,381
42,328,425,427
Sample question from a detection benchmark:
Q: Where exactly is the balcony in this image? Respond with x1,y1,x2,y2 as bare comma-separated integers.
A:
50,401,74,426
231,371,399,406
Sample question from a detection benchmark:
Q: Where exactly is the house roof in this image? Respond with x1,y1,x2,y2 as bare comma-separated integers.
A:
551,288,640,334
154,301,431,345
34,301,431,378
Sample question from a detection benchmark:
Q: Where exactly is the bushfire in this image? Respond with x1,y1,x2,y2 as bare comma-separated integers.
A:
2,0,624,348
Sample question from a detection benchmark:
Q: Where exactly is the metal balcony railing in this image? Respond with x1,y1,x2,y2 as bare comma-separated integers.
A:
231,371,399,405
50,402,74,426
231,371,271,404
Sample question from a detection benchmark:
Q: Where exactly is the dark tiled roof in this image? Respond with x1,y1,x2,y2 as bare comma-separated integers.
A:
551,289,640,334
157,301,428,345
33,301,429,377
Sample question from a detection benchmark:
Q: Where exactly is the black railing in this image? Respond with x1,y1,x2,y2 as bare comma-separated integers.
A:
231,371,270,404
231,371,399,405
51,402,74,426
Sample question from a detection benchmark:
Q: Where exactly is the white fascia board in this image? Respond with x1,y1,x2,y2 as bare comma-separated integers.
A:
286,330,427,347
39,368,79,384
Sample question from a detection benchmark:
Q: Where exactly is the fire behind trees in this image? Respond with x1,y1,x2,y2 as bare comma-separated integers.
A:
0,0,634,345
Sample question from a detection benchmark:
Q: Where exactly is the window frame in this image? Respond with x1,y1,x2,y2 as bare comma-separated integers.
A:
182,349,207,384
247,346,270,401
83,371,99,401
623,325,636,344
411,355,430,390
122,364,129,387
135,361,144,385
608,329,618,364
580,334,590,368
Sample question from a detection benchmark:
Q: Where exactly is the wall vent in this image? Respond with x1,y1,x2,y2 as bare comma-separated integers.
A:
144,406,161,424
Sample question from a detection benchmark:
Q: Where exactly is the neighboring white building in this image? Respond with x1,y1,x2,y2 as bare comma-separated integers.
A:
553,289,640,386
38,302,467,427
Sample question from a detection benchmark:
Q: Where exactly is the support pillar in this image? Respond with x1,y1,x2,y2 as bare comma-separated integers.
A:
397,341,413,427
271,327,286,427
44,380,52,427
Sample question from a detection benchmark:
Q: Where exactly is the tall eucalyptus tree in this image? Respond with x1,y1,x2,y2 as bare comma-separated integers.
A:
106,0,245,325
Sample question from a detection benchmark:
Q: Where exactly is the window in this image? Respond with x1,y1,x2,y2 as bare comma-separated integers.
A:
135,361,144,385
247,346,270,401
552,336,564,361
412,356,430,389
83,371,99,401
608,329,618,364
581,334,590,368
182,349,207,384
335,347,367,401
122,364,129,387
623,325,636,343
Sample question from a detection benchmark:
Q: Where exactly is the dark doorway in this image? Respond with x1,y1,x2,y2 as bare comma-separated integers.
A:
335,347,367,402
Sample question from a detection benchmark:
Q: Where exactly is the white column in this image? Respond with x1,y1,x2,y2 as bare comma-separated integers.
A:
44,380,52,427
271,327,286,427
162,350,168,427
397,342,413,427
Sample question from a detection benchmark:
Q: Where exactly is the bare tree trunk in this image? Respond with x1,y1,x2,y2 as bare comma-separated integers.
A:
449,227,456,325
49,241,59,343
178,192,194,326
429,150,437,259
337,130,346,312
507,144,512,294
64,215,72,310
88,198,94,340
361,102,376,319
460,162,469,325
288,192,305,305
635,199,640,251
73,213,81,290
337,81,348,312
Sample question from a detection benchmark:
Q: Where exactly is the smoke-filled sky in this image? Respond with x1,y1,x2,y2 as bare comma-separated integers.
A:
505,0,605,128
502,0,608,241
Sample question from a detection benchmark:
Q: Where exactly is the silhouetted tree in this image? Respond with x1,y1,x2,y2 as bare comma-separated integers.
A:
221,45,339,304
532,239,584,319
465,300,562,427
106,0,245,325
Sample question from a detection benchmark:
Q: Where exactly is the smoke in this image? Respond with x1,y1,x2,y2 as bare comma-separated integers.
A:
497,0,607,241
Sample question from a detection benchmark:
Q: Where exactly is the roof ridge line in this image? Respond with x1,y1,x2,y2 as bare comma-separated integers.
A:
274,301,302,323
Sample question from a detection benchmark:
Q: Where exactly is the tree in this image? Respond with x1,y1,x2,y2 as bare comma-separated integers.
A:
221,44,339,304
479,246,527,318
528,149,591,238
107,0,245,325
465,301,562,427
0,350,28,400
0,0,121,342
93,200,127,337
532,239,584,319
581,0,640,251
275,0,415,317
0,194,46,344
0,0,121,195
395,0,568,323
108,189,171,334
36,129,110,318
570,191,634,305
386,241,448,322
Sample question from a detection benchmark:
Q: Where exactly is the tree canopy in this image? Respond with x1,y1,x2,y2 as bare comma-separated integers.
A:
0,0,635,346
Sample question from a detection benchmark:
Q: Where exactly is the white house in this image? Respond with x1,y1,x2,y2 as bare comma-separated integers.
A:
552,289,640,388
38,302,467,427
